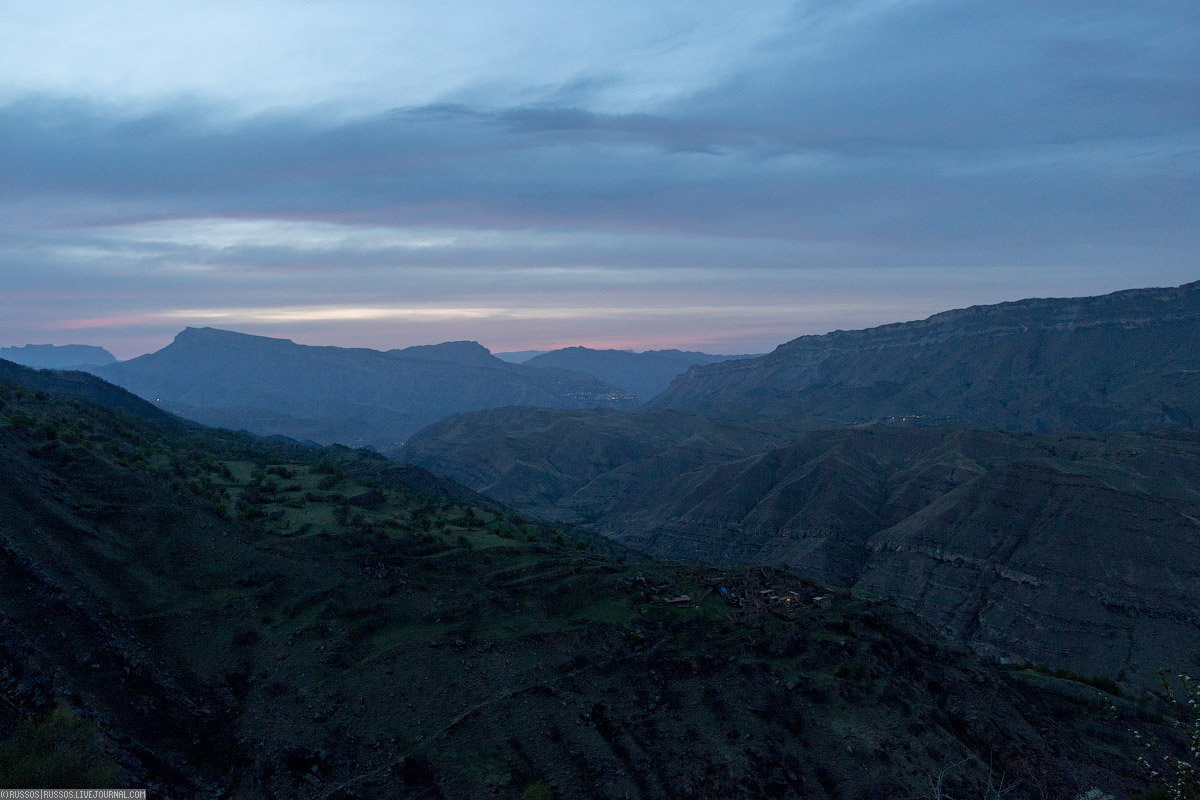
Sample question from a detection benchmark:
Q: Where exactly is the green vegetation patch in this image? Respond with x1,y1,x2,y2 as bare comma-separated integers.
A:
0,708,119,790
1012,661,1122,696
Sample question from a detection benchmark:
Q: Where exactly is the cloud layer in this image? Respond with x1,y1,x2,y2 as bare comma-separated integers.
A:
1,0,1197,357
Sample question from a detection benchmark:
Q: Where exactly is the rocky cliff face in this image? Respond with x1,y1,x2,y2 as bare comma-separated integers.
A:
402,284,1200,687
651,281,1200,431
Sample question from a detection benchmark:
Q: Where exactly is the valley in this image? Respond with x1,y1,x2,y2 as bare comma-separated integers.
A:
6,1,1195,794
0,362,1167,798
404,412,1200,689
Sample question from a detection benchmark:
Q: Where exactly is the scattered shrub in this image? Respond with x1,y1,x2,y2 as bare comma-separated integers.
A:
0,707,119,789
521,780,554,800
1015,662,1121,696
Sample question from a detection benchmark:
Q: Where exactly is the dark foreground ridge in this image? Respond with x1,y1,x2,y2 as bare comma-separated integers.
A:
0,362,1180,797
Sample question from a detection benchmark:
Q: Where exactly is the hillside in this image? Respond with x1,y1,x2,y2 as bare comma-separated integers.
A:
403,412,1200,689
0,359,186,425
93,328,636,449
526,347,757,402
0,363,1172,798
651,281,1200,431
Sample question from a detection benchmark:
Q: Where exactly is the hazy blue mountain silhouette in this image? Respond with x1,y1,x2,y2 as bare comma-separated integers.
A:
492,349,548,363
94,327,635,448
0,343,116,369
388,340,504,367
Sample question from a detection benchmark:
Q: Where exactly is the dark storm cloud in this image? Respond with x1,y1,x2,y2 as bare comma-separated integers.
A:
3,85,1195,259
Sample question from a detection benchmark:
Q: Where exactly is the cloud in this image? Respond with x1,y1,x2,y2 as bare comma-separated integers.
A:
3,92,1194,250
0,1,796,116
0,0,1196,357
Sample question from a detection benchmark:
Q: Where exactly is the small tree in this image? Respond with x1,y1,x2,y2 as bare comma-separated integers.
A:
521,780,554,800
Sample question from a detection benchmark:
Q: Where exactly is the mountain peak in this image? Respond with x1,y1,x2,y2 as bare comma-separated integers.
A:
173,327,296,346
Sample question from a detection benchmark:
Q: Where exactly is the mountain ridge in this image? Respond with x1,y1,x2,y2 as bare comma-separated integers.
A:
388,339,501,367
93,327,637,449
652,280,1200,431
0,343,116,369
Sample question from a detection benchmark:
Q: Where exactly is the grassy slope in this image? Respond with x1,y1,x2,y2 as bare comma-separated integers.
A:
0,370,1180,799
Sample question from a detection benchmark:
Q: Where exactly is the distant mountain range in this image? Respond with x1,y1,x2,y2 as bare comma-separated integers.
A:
0,343,115,369
653,281,1200,431
91,328,637,448
13,280,1200,692
4,284,1198,795
526,347,758,402
52,332,758,447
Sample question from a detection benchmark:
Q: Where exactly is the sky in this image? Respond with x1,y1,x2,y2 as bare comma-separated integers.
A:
1,0,1197,359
